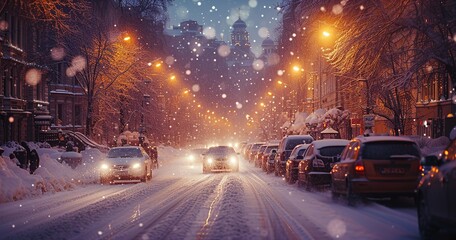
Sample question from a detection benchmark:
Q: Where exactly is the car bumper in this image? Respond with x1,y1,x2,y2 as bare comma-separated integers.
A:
101,168,144,180
351,178,418,197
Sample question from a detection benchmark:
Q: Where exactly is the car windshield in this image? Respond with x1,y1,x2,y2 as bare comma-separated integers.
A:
318,146,346,157
286,138,311,150
206,146,235,155
362,141,421,160
107,148,142,158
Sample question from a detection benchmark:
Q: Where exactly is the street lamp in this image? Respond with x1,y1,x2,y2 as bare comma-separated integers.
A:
139,94,150,145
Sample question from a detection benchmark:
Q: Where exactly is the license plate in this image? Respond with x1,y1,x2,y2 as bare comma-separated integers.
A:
381,168,405,174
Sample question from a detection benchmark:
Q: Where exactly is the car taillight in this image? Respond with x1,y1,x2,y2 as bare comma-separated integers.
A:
354,160,365,177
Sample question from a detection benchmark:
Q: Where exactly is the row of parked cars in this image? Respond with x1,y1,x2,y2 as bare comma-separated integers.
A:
241,134,456,239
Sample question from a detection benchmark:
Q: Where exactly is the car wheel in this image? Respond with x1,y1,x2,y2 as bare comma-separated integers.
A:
418,193,438,239
304,175,312,191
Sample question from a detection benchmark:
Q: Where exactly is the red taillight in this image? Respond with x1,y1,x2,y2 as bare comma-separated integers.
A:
419,165,423,172
355,160,365,176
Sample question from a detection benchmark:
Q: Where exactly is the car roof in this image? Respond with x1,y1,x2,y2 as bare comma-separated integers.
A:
110,146,142,150
311,139,350,148
283,134,313,139
354,135,415,143
293,143,310,150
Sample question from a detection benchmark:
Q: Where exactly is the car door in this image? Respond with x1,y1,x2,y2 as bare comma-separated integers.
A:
441,139,456,221
448,163,456,221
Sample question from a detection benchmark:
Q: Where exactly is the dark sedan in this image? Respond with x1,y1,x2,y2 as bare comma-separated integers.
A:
416,138,456,239
297,139,349,190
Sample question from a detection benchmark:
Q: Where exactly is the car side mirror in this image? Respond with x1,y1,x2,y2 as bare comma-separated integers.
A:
296,155,304,160
421,155,439,166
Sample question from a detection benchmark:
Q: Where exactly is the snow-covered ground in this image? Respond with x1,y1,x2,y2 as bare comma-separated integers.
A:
0,136,453,239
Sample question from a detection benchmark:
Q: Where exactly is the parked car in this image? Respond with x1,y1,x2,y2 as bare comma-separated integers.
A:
274,135,314,176
261,144,279,172
285,144,309,184
297,139,349,189
100,146,153,184
248,142,266,163
266,149,278,174
202,146,239,173
416,138,456,239
254,144,268,167
330,136,421,205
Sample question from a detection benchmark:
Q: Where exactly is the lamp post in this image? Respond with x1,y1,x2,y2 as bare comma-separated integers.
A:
139,94,150,145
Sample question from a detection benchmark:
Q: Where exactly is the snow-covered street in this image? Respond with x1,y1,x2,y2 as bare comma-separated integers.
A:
0,147,422,240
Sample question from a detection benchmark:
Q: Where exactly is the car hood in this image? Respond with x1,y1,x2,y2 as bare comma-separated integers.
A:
105,157,143,165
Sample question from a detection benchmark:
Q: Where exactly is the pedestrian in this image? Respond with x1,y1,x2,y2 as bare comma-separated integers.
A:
29,149,40,174
21,142,32,170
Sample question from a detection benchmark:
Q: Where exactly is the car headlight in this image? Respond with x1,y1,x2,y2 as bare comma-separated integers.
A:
132,163,141,169
100,163,110,170
188,154,195,162
207,158,213,164
230,156,237,164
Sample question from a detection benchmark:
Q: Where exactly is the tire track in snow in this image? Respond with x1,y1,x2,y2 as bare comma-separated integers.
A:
243,164,332,240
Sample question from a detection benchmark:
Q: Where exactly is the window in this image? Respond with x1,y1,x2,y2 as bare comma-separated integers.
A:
361,141,420,160
74,105,81,125
57,104,63,123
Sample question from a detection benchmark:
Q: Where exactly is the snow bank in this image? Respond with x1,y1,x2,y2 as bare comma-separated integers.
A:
0,144,107,203
0,144,182,203
407,135,450,157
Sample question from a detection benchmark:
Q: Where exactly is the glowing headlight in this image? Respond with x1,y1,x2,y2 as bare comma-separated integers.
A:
132,163,141,169
100,163,109,170
230,156,237,164
188,155,195,162
207,158,213,164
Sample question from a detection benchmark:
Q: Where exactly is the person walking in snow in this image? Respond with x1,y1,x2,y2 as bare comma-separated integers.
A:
29,149,40,174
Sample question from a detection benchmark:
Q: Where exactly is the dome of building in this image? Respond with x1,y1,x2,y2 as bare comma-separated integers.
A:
262,37,275,46
233,17,247,29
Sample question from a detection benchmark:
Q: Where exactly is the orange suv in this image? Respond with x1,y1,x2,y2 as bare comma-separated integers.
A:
330,136,421,205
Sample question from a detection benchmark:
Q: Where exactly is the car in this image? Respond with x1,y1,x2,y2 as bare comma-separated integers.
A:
261,144,279,172
99,146,153,184
274,135,314,177
297,139,349,189
330,136,421,205
248,142,266,163
416,138,456,239
266,149,278,174
202,146,239,173
285,144,309,184
254,144,268,167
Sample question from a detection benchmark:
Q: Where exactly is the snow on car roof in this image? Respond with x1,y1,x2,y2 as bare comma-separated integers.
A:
283,134,313,139
311,139,350,148
356,135,415,143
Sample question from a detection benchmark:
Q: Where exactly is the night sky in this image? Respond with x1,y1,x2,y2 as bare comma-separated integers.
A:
167,0,282,57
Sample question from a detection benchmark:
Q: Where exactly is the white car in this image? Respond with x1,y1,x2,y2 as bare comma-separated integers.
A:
100,146,152,184
202,146,239,173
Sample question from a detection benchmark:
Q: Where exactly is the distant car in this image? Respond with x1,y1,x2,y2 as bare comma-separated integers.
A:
274,135,314,176
202,146,239,173
297,139,349,189
254,144,268,167
416,138,456,239
248,142,266,163
330,136,421,205
99,146,152,184
285,144,309,184
261,144,279,172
